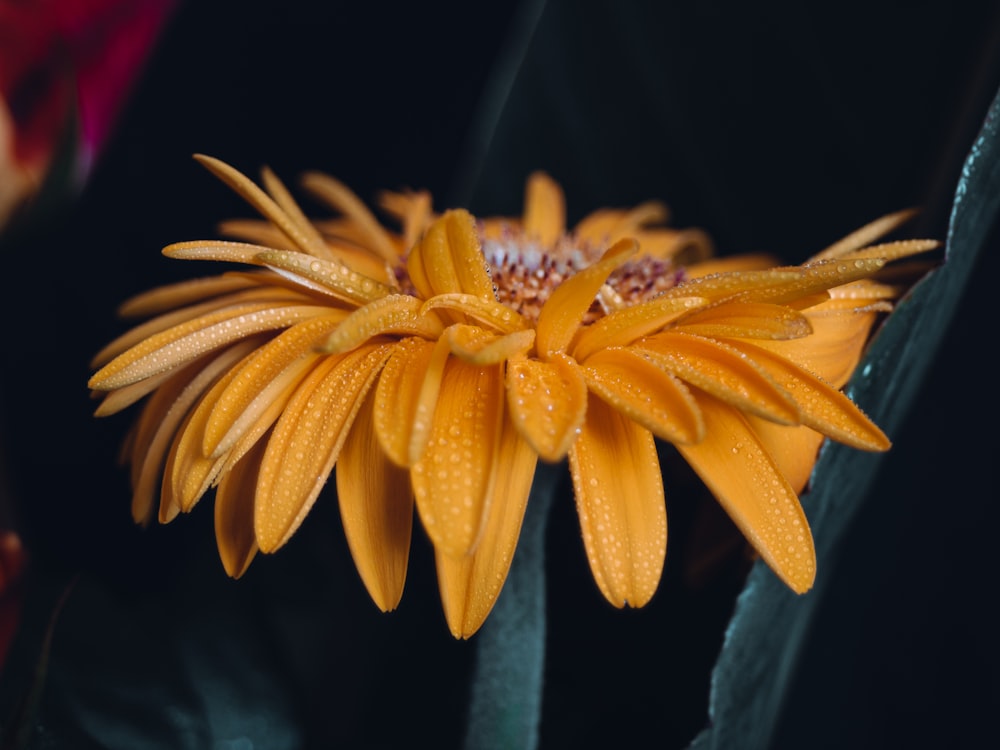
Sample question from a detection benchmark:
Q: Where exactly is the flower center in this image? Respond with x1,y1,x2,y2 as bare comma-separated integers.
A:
480,223,684,322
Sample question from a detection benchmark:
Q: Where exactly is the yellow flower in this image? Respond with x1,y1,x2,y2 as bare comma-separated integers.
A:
88,156,937,638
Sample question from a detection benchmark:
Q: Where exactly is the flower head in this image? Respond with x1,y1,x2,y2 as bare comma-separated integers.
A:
89,157,938,637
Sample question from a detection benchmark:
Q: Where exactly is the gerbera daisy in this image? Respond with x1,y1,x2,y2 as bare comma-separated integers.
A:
88,156,937,637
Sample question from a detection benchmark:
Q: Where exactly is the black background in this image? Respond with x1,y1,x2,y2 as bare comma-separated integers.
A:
2,1,999,748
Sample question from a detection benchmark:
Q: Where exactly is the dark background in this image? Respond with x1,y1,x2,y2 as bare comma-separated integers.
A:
2,1,999,748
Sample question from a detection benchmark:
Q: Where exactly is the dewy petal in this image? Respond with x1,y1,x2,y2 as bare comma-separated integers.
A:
674,394,816,593
582,347,705,445
735,258,887,306
255,248,394,305
193,155,331,258
214,436,266,578
89,304,330,391
446,324,535,365
568,394,666,608
810,208,919,261
420,293,529,334
260,166,334,261
406,209,495,301
203,313,346,455
725,339,890,451
506,353,588,462
665,268,802,302
300,171,401,264
674,301,813,341
522,171,566,246
337,392,413,612
535,238,638,358
410,359,504,558
570,295,707,362
373,337,438,467
637,332,800,425
254,343,393,553
744,418,827,494
435,416,538,638
318,294,443,354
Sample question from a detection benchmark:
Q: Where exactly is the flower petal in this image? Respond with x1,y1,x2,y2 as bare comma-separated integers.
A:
420,293,529,334
406,209,495,300
725,339,890,451
506,353,588,462
435,416,537,638
337,392,413,612
582,347,704,444
203,314,346,456
214,435,266,578
254,343,393,553
535,238,638,358
89,304,330,391
446,324,535,365
319,294,443,354
810,208,919,260
637,332,800,425
674,301,813,340
568,394,666,608
410,360,504,558
674,394,816,593
255,248,393,304
570,295,707,362
522,171,565,246
744,418,826,494
373,337,439,467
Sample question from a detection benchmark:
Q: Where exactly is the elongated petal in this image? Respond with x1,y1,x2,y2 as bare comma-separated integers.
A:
411,360,504,558
744,418,827,494
203,314,346,455
255,343,393,553
571,295,707,362
810,208,918,261
301,171,401,263
260,166,334,260
582,347,704,444
736,258,887,306
446,325,535,365
420,293,529,334
214,435,266,578
319,294,443,354
435,416,538,638
665,268,801,302
637,332,800,425
337,392,413,612
674,301,813,340
194,154,331,257
675,395,815,593
523,172,565,246
255,248,393,304
506,353,588,462
725,340,889,450
535,238,637,358
568,394,666,608
406,209,495,300
89,304,329,390
373,337,438,467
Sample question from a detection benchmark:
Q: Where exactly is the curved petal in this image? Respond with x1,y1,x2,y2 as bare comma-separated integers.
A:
637,332,800,425
446,325,535,365
411,359,505,558
535,238,638,358
568,394,667,608
373,337,438,467
255,248,393,304
319,294,443,354
674,301,813,341
406,209,495,300
674,394,815,593
420,293,529,334
570,295,707,362
214,435,266,578
337,392,413,612
744,417,827,494
254,343,393,553
725,340,890,451
435,416,538,638
522,171,565,246
582,347,704,445
506,353,588,462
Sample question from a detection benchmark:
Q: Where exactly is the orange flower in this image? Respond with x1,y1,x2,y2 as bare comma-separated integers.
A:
89,157,937,637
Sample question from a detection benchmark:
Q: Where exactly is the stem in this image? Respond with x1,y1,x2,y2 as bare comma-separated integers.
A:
462,462,561,750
